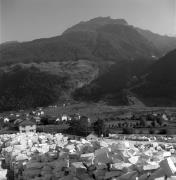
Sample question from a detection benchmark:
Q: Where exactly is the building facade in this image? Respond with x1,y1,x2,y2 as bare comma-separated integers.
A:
19,120,36,133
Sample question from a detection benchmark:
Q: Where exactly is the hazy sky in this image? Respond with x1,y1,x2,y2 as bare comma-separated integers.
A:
0,0,175,43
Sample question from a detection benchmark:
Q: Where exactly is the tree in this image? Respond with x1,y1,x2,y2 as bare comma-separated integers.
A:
156,117,163,126
93,118,106,137
140,118,146,127
40,116,50,125
158,129,167,134
122,128,134,134
151,121,156,127
149,129,154,134
68,116,89,136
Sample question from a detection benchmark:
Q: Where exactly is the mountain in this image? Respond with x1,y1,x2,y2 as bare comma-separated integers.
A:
0,17,176,110
73,61,129,105
132,49,176,106
63,17,160,60
2,17,175,67
0,17,162,67
137,28,176,56
73,58,154,105
63,16,128,33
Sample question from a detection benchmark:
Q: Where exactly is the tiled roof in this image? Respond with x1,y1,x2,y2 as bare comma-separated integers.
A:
19,120,36,126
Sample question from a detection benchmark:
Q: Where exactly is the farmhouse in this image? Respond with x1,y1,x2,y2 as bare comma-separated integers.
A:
19,120,36,133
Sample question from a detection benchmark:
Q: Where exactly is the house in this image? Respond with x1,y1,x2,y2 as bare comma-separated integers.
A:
19,120,36,133
61,114,68,121
33,116,41,124
80,116,91,126
162,114,169,121
71,113,81,120
61,114,71,121
56,117,60,122
40,111,44,116
3,118,9,123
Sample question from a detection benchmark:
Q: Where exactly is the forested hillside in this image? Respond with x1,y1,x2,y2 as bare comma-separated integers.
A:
133,49,176,106
1,17,176,110
0,66,69,111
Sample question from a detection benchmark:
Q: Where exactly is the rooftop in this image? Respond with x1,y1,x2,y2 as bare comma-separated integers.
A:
19,120,36,126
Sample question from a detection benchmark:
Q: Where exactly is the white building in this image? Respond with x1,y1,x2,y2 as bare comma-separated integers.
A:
19,120,36,133
4,118,9,123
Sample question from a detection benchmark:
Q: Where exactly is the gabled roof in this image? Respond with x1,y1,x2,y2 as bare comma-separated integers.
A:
14,118,23,124
19,120,36,126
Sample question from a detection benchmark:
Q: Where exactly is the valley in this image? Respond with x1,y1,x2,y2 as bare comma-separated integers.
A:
1,1,176,179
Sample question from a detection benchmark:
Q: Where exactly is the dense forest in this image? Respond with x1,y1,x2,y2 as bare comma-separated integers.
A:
0,66,69,111
73,59,152,105
132,50,176,106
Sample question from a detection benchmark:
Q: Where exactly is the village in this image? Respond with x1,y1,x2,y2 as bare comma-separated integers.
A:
0,104,176,136
1,105,176,180
1,130,176,179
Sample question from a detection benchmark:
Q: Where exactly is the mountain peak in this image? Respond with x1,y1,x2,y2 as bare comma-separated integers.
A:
63,16,128,34
88,16,128,25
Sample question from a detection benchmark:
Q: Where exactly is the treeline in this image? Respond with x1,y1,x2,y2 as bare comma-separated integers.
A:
0,66,69,112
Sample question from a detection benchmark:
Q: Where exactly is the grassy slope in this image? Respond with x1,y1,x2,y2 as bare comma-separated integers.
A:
0,60,99,89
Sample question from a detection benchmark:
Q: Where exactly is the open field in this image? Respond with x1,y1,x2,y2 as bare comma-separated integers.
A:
44,102,176,118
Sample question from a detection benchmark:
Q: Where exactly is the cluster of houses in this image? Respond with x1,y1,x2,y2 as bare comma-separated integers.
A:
0,107,91,134
0,108,45,133
0,106,176,135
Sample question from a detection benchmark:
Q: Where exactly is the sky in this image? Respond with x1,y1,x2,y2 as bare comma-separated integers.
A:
0,0,175,43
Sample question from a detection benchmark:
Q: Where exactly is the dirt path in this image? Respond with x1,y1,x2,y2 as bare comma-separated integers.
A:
124,78,147,107
125,89,146,107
